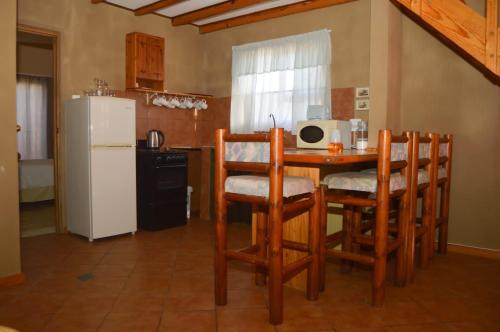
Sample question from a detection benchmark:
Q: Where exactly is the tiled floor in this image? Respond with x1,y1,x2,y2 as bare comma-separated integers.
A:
1,219,499,332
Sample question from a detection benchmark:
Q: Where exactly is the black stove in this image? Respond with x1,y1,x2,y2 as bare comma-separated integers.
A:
136,149,188,230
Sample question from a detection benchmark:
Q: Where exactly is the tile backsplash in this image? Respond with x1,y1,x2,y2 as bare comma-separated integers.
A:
120,88,355,148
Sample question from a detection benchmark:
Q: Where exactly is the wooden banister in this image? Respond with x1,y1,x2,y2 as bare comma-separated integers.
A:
395,0,500,78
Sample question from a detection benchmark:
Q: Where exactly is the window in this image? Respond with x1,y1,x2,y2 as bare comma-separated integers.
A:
230,30,332,134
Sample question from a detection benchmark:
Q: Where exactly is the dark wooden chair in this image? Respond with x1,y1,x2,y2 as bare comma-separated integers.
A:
319,129,413,306
214,128,320,325
404,131,439,283
429,134,453,256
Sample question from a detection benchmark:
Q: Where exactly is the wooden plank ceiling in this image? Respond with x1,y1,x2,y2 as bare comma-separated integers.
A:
91,0,356,33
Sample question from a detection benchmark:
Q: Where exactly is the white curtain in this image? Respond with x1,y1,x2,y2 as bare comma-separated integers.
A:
230,29,331,134
16,75,49,160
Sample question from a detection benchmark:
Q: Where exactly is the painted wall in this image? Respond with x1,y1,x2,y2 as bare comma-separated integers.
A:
199,0,371,97
400,13,500,250
0,0,21,278
17,0,205,103
17,45,53,77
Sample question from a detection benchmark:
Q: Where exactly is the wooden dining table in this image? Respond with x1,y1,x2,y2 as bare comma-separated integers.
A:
252,147,379,290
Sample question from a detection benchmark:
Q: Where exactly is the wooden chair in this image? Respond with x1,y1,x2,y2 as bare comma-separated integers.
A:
319,129,413,306
405,132,439,283
214,128,320,325
429,134,453,256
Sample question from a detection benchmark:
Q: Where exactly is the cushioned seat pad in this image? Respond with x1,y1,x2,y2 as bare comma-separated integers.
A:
324,172,406,193
225,175,314,198
417,169,430,185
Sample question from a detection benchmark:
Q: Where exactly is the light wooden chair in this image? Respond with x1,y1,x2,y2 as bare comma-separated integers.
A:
430,134,453,256
214,128,320,325
319,129,413,306
405,131,439,282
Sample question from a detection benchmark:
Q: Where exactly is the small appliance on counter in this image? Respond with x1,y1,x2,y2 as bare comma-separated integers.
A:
296,120,351,149
136,148,188,230
146,129,165,149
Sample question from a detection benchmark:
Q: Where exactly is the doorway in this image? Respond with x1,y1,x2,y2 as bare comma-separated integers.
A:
16,25,62,237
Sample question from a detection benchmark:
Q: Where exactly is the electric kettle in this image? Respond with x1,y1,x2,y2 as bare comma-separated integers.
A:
146,129,165,149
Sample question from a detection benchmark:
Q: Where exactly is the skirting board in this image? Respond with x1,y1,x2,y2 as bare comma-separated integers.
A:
0,273,25,287
447,243,500,260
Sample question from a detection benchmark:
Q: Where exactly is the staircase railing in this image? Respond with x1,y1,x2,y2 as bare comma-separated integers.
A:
395,0,499,78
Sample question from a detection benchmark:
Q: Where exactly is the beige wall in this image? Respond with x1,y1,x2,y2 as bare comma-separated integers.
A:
199,0,371,97
18,0,205,103
368,0,402,146
0,0,21,278
17,44,53,77
400,14,500,250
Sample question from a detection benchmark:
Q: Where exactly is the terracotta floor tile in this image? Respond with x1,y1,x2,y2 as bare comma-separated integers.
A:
376,300,436,325
225,288,267,309
92,264,134,278
321,303,386,329
63,251,106,265
58,292,117,315
5,220,500,331
276,303,332,332
164,290,215,311
122,275,171,294
169,272,214,293
216,308,276,332
159,310,216,332
0,292,69,318
0,313,52,332
111,293,165,313
390,323,452,332
41,311,107,332
99,312,161,332
446,320,500,332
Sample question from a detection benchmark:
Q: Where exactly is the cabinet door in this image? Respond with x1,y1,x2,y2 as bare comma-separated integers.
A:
136,34,150,79
148,37,164,81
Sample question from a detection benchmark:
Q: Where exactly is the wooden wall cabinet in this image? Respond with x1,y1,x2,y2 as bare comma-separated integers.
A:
126,32,164,90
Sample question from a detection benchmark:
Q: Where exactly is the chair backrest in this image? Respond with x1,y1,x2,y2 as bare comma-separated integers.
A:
376,129,413,207
215,128,284,201
437,134,453,182
408,132,439,186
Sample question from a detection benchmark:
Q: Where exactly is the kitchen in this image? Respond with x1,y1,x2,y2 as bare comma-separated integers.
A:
1,0,500,331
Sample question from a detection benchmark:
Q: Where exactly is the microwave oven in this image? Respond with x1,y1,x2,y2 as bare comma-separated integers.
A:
296,120,351,149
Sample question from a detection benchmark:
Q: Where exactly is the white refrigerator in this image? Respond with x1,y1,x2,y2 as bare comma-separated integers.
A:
64,96,137,241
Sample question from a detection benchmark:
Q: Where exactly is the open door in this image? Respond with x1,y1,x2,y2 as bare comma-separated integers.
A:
16,25,63,236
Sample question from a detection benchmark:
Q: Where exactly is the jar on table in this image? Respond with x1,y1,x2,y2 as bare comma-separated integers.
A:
356,121,368,150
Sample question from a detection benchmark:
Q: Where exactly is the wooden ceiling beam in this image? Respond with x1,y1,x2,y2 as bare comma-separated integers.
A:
91,0,106,3
199,0,356,34
172,0,267,26
135,0,185,16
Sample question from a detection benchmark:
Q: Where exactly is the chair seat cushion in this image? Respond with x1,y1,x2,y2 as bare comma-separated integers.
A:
323,171,406,193
225,175,314,198
417,169,430,185
438,167,447,179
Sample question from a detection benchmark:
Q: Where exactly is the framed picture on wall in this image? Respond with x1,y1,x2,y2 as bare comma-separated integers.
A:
355,99,369,111
355,87,370,98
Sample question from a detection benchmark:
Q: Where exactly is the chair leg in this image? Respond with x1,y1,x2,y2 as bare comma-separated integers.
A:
395,197,408,287
352,207,362,255
420,189,431,268
268,204,283,324
405,202,416,284
372,205,388,306
341,206,354,273
215,197,228,306
438,185,449,254
319,186,327,292
307,189,320,301
255,209,268,286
